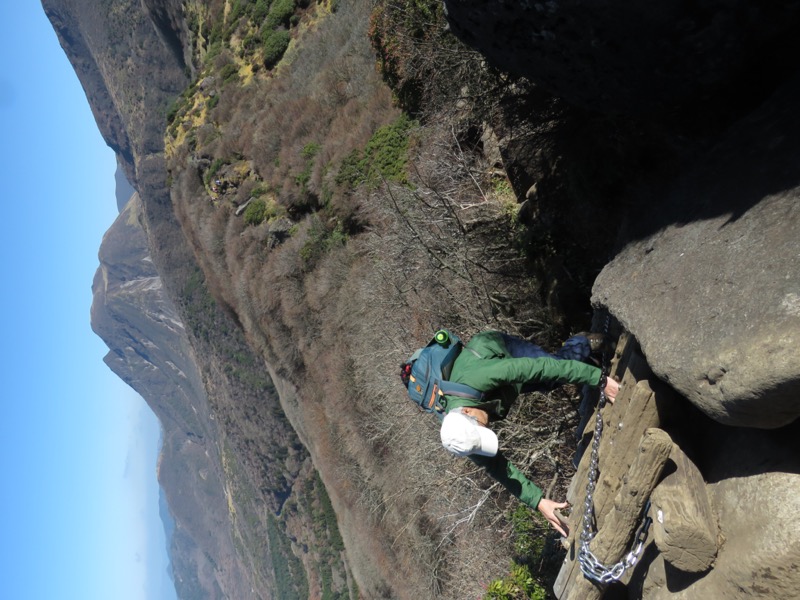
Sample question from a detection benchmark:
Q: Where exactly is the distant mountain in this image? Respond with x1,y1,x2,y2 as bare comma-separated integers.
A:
90,194,254,600
114,165,135,212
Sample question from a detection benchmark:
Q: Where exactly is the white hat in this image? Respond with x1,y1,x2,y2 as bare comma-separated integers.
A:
440,408,499,457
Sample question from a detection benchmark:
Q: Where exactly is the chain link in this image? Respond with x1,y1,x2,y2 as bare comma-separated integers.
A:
577,311,652,584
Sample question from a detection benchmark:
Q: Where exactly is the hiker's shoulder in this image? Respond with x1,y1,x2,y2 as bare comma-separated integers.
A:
465,330,505,348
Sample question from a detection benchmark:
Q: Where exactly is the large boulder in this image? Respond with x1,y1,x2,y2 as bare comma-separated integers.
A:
442,0,800,114
639,423,800,599
593,73,800,429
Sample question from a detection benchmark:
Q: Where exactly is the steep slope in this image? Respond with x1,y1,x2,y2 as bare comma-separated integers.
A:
48,1,350,597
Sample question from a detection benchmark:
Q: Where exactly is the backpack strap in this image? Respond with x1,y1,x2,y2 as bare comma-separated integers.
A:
439,380,484,400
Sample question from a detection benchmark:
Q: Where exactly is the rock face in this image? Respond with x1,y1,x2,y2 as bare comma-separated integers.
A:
594,73,800,429
640,423,800,599
442,0,800,114
91,194,249,600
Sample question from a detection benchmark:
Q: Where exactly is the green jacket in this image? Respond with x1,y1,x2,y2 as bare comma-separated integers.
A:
444,331,602,509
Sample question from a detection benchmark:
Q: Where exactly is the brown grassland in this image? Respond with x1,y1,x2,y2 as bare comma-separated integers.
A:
162,0,643,597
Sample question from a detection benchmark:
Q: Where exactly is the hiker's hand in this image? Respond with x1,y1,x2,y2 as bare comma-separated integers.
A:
537,498,570,537
604,377,620,403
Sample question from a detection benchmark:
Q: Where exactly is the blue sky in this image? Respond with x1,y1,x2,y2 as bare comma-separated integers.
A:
0,4,177,600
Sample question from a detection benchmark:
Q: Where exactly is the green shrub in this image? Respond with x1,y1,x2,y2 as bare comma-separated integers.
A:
204,40,223,65
262,29,291,67
265,0,296,29
205,158,227,185
253,0,271,23
243,198,283,226
484,562,547,600
300,219,348,269
301,142,321,159
219,62,240,83
243,199,268,226
295,142,321,192
166,97,182,124
335,114,416,189
510,505,545,558
251,184,270,197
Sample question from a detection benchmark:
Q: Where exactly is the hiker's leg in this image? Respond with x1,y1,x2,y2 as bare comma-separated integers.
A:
500,334,558,393
500,333,551,360
555,335,592,362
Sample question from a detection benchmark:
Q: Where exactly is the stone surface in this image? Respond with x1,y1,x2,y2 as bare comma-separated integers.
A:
593,74,800,429
639,424,800,599
442,0,800,114
563,428,673,600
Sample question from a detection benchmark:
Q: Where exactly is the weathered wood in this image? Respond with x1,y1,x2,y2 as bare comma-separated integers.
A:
566,379,659,534
561,428,674,600
651,444,718,572
556,336,664,599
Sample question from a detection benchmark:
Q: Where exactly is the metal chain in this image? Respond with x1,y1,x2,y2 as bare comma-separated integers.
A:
577,311,652,584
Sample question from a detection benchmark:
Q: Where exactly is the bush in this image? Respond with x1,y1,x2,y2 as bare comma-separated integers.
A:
299,218,348,270
219,62,240,83
510,505,545,558
166,97,182,124
253,0,271,23
205,158,227,185
243,197,284,226
263,29,291,68
265,0,296,30
484,562,547,600
335,114,416,189
295,142,321,193
243,199,269,226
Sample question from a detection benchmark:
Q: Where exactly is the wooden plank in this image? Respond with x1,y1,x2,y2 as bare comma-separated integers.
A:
650,444,718,572
562,428,674,600
555,336,664,599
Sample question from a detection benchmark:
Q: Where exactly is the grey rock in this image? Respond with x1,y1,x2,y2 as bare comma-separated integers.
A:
594,75,800,429
640,425,800,599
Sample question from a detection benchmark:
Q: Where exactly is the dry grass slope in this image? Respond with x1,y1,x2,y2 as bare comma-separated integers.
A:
162,0,611,598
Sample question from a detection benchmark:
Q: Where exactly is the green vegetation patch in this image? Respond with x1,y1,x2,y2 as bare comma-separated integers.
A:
335,114,416,190
510,505,546,558
295,142,321,193
243,197,284,226
266,513,309,600
265,0,296,30
299,217,348,270
262,29,291,67
484,562,547,600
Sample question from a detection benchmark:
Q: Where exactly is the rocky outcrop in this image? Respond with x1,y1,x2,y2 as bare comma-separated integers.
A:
442,0,800,115
42,0,188,182
594,73,800,429
559,334,800,600
639,423,800,599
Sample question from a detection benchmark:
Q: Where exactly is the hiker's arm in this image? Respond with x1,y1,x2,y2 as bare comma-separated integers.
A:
470,356,601,389
470,453,569,536
469,451,544,511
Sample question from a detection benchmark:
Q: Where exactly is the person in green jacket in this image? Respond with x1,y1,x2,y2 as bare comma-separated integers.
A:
435,330,619,536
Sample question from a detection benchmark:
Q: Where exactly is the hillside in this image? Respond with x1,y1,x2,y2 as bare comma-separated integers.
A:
47,1,800,599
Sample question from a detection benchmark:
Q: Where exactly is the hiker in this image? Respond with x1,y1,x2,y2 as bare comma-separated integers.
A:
402,330,619,536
